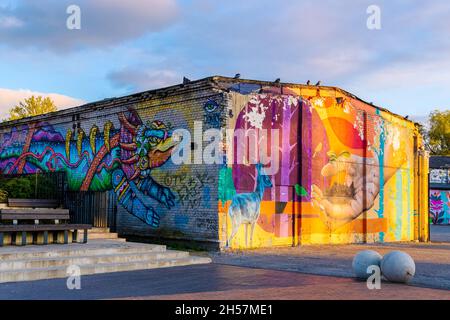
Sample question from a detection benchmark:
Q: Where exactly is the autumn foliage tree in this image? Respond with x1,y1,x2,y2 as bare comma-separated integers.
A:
423,110,450,156
8,95,57,121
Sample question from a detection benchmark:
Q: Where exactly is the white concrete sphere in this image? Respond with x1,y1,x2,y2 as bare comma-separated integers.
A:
381,251,415,283
352,250,383,279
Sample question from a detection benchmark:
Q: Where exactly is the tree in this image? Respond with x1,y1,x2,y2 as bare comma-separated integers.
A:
423,110,450,156
8,95,57,121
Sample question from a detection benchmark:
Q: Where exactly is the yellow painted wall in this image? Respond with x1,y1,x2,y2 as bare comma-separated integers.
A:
219,85,426,249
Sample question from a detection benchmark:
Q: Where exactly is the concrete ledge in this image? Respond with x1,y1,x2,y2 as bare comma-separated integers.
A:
121,233,220,251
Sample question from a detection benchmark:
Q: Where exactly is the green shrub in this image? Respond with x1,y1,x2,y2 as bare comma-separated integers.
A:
0,189,8,203
0,175,58,199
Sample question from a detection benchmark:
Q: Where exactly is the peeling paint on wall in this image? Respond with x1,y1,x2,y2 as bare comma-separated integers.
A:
0,77,424,248
219,83,418,249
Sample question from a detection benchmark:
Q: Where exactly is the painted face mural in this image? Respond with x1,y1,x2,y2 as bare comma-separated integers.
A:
310,102,409,233
0,109,179,227
219,86,415,248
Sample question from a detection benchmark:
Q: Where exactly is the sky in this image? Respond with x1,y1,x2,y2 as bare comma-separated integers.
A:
0,0,449,122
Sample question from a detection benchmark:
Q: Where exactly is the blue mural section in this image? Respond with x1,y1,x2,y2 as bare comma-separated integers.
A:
0,108,179,228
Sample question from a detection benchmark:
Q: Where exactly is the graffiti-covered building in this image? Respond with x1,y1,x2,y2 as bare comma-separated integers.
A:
430,156,450,225
0,76,430,249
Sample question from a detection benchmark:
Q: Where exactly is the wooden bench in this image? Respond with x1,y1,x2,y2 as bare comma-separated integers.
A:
8,198,60,208
0,207,91,246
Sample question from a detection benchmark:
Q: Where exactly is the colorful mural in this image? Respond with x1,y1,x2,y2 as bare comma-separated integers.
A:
0,77,426,248
430,190,450,225
227,163,273,247
219,85,418,248
0,108,179,227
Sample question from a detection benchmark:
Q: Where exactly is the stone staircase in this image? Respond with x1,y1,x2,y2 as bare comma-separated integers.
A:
0,239,211,283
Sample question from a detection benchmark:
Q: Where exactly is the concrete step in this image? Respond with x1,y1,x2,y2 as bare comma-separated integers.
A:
86,232,120,240
0,255,212,283
98,237,127,242
0,242,167,261
90,227,110,233
0,250,190,270
0,240,211,284
77,228,124,241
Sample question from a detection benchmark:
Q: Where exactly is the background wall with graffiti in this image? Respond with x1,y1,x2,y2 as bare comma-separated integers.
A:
429,157,450,225
218,80,422,249
430,190,450,225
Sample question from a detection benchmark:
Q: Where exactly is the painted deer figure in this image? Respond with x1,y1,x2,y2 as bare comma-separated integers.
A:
227,163,273,248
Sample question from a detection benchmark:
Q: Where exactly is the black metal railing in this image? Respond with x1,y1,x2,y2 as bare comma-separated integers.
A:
64,190,117,231
0,172,117,230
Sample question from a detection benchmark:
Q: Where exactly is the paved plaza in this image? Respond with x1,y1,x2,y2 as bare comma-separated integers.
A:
0,225,448,300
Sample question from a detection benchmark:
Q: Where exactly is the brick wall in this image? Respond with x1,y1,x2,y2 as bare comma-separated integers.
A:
0,79,225,245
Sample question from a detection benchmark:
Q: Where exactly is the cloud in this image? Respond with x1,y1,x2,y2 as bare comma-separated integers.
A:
167,0,450,83
1,0,450,119
0,88,85,119
108,68,180,92
0,0,180,52
344,47,450,115
0,15,23,28
307,47,376,79
102,0,450,116
361,56,450,89
154,0,382,83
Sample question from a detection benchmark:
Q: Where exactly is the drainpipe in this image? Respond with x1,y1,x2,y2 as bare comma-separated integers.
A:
418,148,430,242
413,133,419,241
293,97,303,247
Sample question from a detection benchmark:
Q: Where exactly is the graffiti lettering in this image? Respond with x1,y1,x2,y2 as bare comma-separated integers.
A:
162,171,215,209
